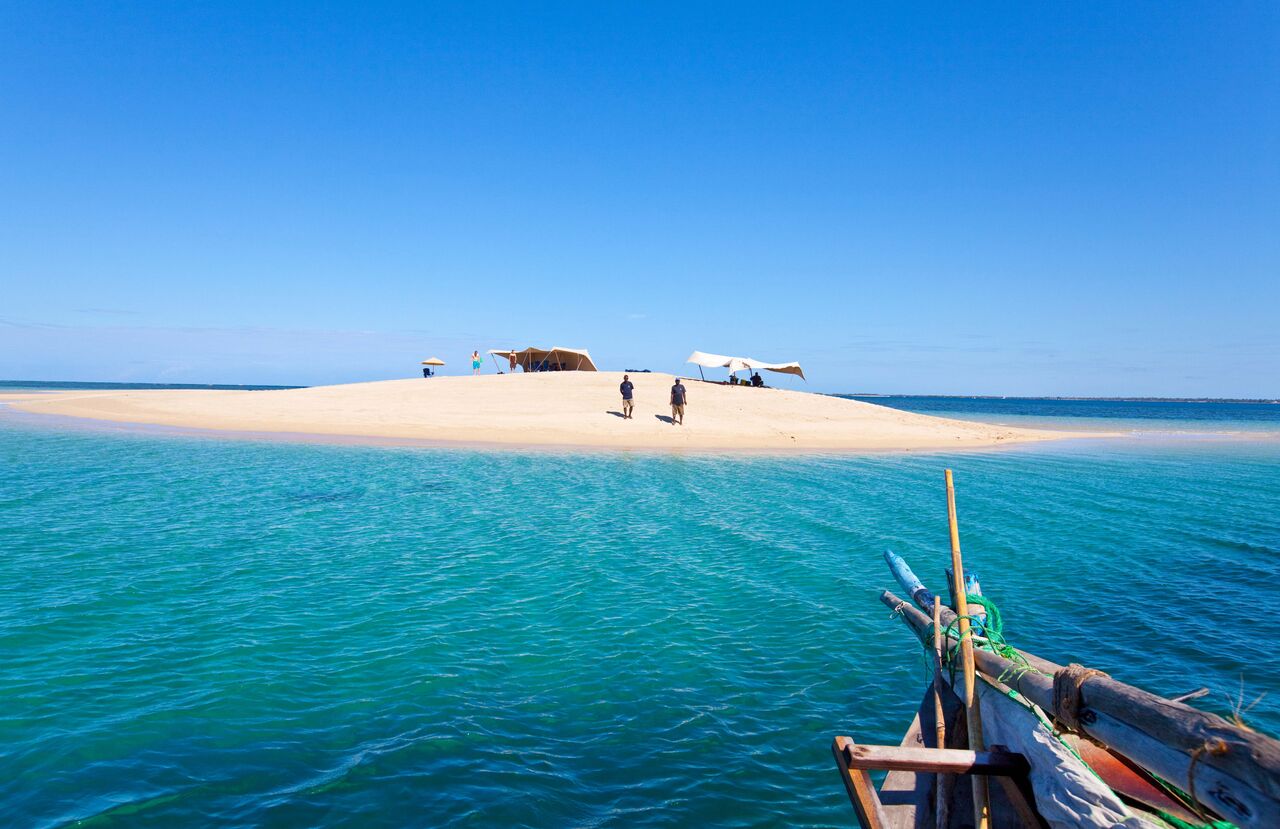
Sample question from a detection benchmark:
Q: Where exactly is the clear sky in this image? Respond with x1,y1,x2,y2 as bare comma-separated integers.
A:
2,3,1277,395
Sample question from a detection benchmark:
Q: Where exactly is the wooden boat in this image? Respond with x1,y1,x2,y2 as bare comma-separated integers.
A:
832,471,1280,829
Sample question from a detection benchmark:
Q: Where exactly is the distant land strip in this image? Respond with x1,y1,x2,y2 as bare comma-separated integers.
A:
843,394,1279,404
2,381,1274,404
0,380,304,391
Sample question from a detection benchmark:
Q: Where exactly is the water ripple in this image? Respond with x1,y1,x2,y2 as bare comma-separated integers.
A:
0,422,1277,826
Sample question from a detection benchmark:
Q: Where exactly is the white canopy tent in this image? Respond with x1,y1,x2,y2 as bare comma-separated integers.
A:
488,346,598,373
686,350,806,382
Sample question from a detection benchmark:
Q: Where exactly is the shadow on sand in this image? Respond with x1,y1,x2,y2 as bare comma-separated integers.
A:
654,414,677,425
606,411,626,419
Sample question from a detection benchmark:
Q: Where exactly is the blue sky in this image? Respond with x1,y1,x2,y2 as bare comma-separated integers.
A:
2,3,1276,395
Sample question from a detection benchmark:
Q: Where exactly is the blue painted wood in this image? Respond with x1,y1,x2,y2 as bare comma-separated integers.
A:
883,550,938,614
945,566,986,635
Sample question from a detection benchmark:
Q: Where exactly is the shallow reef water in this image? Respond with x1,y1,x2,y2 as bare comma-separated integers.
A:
1,408,1277,827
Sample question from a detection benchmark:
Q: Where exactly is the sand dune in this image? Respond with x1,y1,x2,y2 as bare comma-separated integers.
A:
11,373,1079,452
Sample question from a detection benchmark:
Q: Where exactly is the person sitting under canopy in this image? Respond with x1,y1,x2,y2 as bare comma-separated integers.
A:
685,350,805,383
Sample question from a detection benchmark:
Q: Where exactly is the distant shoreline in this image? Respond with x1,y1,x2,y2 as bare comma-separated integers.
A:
3,381,1274,404
0,380,303,392
844,394,1280,405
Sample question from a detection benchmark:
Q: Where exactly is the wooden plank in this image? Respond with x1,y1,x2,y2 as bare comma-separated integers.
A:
834,736,889,829
881,588,1280,829
878,708,933,829
875,694,1032,829
843,744,1030,776
991,774,1046,829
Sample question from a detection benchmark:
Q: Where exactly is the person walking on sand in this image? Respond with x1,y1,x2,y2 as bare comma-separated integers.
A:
509,349,518,373
669,377,687,426
619,374,635,419
471,351,482,376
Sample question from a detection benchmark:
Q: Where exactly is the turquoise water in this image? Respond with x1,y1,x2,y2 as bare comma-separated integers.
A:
2,411,1279,827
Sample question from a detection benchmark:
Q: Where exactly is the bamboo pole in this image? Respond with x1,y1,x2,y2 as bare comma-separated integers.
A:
932,597,947,748
932,597,951,829
945,469,989,829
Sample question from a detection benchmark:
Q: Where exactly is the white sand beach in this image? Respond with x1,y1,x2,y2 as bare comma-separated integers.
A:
9,373,1084,452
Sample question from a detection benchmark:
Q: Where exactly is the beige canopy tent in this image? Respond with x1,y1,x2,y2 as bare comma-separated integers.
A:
686,350,805,382
488,346,597,372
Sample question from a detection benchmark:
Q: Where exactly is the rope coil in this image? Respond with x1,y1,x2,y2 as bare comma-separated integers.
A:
1052,663,1109,732
1186,737,1230,824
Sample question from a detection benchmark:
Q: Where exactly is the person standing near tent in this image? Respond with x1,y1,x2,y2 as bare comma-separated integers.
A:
471,351,482,376
619,374,635,419
508,350,518,373
669,378,687,426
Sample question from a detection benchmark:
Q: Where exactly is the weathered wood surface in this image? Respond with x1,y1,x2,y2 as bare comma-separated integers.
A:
877,710,936,829
848,688,1028,829
834,735,889,829
882,589,1280,829
989,771,1045,829
884,550,939,616
872,687,975,829
843,744,1030,776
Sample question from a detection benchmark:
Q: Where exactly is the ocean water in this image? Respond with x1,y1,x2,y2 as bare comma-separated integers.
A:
2,404,1279,827
848,395,1280,435
0,381,300,392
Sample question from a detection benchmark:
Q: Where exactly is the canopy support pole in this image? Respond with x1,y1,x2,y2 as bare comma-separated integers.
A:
698,366,705,382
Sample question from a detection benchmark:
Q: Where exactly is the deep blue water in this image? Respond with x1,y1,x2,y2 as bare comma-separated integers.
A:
0,381,300,392
847,395,1280,433
1,400,1278,827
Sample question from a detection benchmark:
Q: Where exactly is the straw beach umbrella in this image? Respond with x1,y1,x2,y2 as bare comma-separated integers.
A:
420,357,445,377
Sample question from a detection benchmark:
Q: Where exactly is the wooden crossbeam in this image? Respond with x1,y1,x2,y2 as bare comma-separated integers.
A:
834,736,1042,828
839,741,1030,776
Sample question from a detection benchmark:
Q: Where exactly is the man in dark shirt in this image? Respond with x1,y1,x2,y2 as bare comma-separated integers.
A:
669,378,687,425
619,374,635,419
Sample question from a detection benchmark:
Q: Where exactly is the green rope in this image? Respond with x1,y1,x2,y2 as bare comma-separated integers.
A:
928,594,1030,672
919,598,1238,829
965,594,1002,638
1154,812,1236,829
